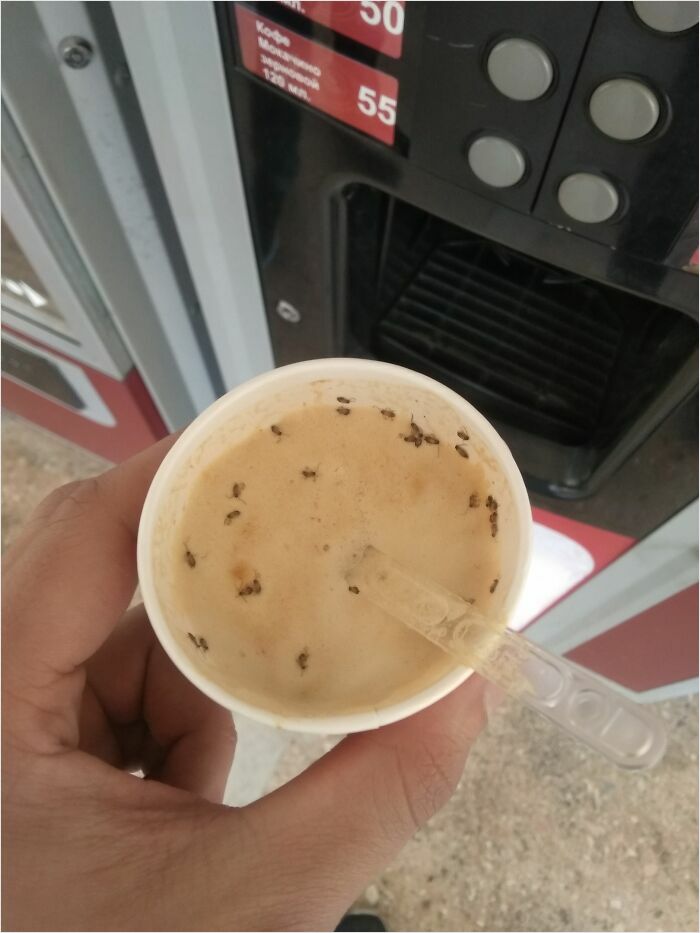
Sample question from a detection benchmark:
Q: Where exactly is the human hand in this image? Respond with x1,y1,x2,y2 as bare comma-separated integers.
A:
3,435,486,932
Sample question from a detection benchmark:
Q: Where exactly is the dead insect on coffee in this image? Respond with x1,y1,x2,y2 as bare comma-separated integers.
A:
469,494,480,508
297,650,309,671
336,406,351,416
224,510,241,525
424,434,439,445
187,632,208,651
348,585,360,595
270,424,283,436
337,396,352,404
301,468,317,479
239,576,262,597
184,549,197,568
229,482,246,499
410,421,423,437
458,430,470,441
490,578,500,594
489,511,498,525
486,495,498,511
490,523,498,538
380,408,395,419
455,444,469,459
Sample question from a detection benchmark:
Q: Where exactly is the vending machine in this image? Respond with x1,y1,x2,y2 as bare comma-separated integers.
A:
4,1,698,700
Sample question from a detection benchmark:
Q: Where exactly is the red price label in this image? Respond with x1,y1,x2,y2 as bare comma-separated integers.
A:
235,7,399,145
277,1,405,58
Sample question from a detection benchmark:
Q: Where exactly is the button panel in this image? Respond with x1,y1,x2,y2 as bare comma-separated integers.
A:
589,78,660,141
487,37,554,101
531,2,698,257
411,2,696,257
411,3,599,213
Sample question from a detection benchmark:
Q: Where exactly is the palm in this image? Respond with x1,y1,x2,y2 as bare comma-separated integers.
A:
77,605,235,799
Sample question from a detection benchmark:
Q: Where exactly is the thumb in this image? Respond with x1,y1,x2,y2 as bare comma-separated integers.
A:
228,675,486,929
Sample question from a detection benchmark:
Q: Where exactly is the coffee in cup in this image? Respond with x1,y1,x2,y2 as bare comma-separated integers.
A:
170,401,504,718
138,360,531,732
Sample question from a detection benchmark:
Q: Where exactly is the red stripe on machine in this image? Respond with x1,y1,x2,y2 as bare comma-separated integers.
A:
277,1,406,58
566,584,699,691
235,6,399,145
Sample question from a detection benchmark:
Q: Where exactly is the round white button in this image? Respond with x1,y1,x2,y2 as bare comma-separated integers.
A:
558,173,620,223
633,2,699,32
487,38,554,101
467,136,526,188
589,78,660,140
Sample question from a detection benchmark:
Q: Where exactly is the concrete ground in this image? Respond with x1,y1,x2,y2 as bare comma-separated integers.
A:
3,412,698,932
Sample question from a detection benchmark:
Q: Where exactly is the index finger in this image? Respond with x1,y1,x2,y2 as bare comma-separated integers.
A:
3,432,179,687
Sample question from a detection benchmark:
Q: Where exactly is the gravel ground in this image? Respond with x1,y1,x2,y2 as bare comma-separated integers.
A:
270,696,697,932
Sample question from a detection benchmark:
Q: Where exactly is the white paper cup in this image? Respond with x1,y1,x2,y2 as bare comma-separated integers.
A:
137,359,532,733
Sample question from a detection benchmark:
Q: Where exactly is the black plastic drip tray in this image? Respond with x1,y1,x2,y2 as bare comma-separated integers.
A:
376,239,623,445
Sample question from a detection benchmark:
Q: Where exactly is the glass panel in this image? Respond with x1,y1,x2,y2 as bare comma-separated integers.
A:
1,220,66,322
2,339,84,409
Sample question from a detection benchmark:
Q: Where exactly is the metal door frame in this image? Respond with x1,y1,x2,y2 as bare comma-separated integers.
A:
2,158,125,377
112,0,274,392
2,1,219,429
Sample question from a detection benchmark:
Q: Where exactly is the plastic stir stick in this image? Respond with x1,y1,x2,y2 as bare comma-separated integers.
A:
347,546,667,770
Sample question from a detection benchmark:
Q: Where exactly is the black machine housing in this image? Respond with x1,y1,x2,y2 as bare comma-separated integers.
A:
217,1,698,538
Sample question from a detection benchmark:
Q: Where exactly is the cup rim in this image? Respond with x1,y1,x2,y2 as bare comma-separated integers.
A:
137,358,533,734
